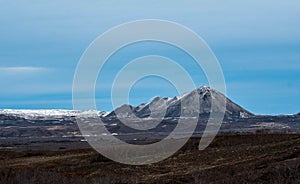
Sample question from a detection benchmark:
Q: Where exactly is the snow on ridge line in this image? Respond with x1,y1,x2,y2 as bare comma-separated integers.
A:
0,109,108,118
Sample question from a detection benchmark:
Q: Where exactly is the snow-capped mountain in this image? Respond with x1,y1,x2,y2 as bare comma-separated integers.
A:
107,86,253,119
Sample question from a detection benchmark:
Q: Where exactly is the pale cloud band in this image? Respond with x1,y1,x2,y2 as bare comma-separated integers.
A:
0,66,46,74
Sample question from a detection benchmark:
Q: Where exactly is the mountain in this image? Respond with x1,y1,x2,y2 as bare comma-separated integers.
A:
1,88,300,140
106,86,253,119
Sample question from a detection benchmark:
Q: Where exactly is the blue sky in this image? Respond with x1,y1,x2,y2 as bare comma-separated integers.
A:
0,0,299,115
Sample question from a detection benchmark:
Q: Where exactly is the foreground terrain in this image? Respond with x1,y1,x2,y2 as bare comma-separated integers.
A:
1,133,300,184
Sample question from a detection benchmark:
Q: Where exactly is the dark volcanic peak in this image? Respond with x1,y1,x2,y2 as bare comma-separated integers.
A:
107,104,135,118
107,86,253,119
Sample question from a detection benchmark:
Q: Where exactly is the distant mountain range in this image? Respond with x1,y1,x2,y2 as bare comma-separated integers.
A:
0,109,108,120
